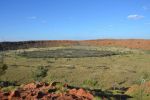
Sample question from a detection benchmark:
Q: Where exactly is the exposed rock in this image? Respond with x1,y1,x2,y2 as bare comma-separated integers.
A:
0,82,94,100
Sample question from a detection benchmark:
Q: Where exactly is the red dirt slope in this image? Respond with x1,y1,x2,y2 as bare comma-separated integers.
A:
0,82,93,100
1,39,150,50
81,39,150,50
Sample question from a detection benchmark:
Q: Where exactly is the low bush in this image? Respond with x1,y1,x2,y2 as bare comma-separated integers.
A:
0,64,8,78
32,66,48,82
82,79,99,88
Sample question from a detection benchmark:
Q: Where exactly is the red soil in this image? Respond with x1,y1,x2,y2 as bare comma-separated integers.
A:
1,39,150,51
0,82,93,100
81,39,150,50
126,81,150,95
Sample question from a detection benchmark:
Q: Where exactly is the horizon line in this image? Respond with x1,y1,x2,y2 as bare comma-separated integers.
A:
0,38,150,43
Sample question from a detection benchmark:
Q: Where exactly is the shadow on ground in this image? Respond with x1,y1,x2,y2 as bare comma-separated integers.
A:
67,85,133,100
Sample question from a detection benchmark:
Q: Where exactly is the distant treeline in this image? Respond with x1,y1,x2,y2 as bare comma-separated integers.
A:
0,40,79,51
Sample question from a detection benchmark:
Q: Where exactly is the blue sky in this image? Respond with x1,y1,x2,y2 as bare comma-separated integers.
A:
0,0,150,41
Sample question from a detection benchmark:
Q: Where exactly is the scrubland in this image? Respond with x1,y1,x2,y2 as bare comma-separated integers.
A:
0,45,150,99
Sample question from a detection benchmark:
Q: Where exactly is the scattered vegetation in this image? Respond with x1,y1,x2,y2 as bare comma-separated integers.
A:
82,79,99,88
0,45,150,99
18,48,121,58
0,51,8,79
1,86,17,92
0,64,8,77
32,66,48,82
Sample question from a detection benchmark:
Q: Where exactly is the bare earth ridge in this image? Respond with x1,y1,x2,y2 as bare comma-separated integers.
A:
0,39,150,50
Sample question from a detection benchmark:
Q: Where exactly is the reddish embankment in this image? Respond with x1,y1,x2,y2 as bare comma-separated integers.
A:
80,39,150,50
0,82,93,100
0,39,150,50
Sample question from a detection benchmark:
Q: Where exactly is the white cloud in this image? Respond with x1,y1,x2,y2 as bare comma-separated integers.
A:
127,14,144,20
27,16,37,20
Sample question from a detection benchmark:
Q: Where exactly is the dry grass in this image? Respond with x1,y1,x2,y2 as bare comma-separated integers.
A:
1,46,150,91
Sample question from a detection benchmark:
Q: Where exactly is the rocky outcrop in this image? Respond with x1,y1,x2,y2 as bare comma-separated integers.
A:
0,82,94,100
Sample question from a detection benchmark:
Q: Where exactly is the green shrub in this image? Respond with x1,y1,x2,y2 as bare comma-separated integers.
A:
1,86,16,92
82,79,98,87
94,96,102,100
32,66,48,82
0,64,8,78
